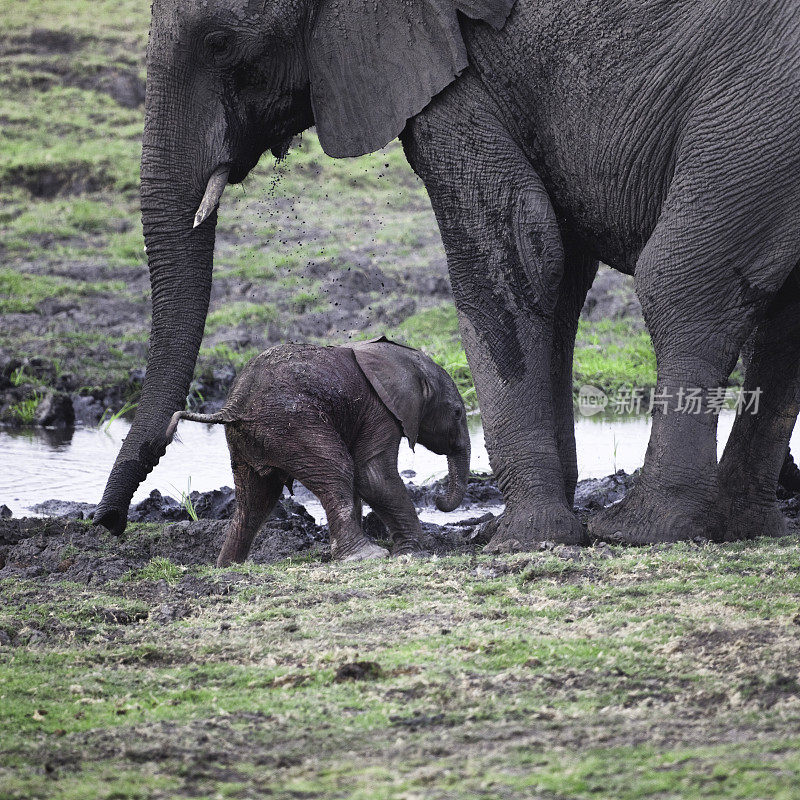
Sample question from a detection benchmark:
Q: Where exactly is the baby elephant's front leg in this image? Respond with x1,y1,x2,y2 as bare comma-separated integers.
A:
326,500,391,561
291,444,389,562
357,454,427,556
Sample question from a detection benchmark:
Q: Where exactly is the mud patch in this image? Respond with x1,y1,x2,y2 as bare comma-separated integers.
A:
5,164,113,199
333,661,384,682
6,29,82,56
0,496,327,585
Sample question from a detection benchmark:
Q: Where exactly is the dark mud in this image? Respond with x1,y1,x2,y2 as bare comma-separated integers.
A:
3,470,797,589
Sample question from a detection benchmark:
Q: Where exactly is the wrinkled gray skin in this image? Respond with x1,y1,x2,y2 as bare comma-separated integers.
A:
166,340,471,564
95,0,800,548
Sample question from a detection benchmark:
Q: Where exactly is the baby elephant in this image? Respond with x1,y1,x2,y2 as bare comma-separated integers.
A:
167,337,471,565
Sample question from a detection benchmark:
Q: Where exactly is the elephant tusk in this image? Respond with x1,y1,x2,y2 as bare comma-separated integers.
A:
193,165,230,229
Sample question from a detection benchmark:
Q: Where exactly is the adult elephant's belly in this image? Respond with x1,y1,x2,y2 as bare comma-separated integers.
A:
467,4,695,272
517,122,669,275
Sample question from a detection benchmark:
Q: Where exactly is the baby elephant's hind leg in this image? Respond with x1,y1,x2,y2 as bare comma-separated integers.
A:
217,464,284,568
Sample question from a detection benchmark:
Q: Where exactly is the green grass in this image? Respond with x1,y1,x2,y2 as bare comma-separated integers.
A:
574,318,658,394
204,301,279,334
98,399,138,430
0,269,71,313
8,392,41,423
127,556,186,583
390,305,659,407
2,533,800,798
171,478,200,522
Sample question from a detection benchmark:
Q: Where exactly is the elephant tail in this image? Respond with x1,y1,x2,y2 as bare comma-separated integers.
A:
165,409,232,444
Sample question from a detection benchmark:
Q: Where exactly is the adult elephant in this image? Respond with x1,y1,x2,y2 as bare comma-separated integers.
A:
95,0,800,547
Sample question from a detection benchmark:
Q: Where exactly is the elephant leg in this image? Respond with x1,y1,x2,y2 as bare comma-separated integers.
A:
589,167,800,543
217,463,284,567
714,277,800,539
404,80,586,552
551,241,599,505
356,450,426,557
287,436,389,563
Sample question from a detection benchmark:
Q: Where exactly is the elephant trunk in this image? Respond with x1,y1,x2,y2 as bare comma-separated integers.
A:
436,441,471,513
94,70,223,534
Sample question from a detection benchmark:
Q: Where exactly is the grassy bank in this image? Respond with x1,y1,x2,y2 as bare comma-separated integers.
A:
2,526,800,798
392,306,657,407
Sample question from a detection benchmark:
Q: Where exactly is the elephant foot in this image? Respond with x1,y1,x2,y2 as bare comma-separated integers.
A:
481,502,587,554
391,540,431,558
712,491,788,542
588,485,710,545
336,539,390,562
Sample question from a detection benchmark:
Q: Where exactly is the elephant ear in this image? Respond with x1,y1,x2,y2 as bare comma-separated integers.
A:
348,337,426,449
307,0,515,158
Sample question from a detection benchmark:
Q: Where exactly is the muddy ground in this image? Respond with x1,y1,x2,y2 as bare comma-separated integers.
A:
3,471,798,589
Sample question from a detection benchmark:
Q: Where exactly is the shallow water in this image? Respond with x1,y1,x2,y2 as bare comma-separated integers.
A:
2,411,797,523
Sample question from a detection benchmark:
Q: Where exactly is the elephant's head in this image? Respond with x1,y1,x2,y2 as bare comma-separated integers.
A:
350,338,471,513
94,0,511,533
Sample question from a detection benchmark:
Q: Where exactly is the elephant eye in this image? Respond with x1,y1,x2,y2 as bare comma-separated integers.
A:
203,30,236,65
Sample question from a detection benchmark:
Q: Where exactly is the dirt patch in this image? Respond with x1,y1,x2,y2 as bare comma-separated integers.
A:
0,494,328,586
5,471,800,585
5,164,113,199
6,29,82,55
333,661,384,682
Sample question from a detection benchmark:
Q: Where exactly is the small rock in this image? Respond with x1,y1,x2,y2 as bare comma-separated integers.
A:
34,392,75,428
591,542,615,559
152,604,186,623
363,511,388,540
0,505,12,519
553,545,583,562
71,395,104,425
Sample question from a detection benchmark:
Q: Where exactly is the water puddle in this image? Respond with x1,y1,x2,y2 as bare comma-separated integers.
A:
2,411,796,523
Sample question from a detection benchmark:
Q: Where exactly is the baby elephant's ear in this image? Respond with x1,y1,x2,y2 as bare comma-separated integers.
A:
307,0,515,158
349,341,425,449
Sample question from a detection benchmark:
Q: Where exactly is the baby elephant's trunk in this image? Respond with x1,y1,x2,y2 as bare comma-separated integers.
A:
435,444,471,513
165,409,230,443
